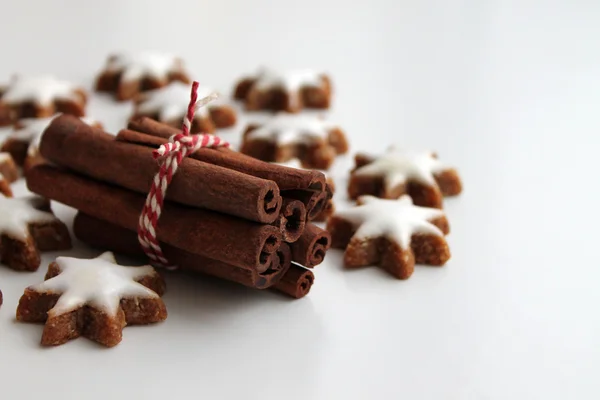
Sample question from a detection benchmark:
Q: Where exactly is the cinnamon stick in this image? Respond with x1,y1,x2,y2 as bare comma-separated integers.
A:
272,263,315,299
272,199,306,243
73,213,290,289
283,188,329,221
38,115,282,224
119,126,323,212
124,117,328,192
27,164,281,272
290,224,331,268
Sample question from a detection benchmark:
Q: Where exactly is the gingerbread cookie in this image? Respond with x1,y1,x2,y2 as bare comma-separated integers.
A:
16,251,167,347
349,148,462,209
241,114,348,170
0,76,86,125
0,196,71,271
234,68,332,113
95,52,190,101
0,152,19,183
327,195,450,279
132,82,237,133
1,115,99,168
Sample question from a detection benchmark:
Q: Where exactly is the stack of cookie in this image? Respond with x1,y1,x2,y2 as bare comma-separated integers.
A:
0,75,97,171
328,149,463,279
0,75,86,321
232,68,464,280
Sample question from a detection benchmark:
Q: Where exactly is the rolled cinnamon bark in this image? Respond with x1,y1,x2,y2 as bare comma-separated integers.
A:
272,199,306,243
38,115,282,224
119,127,325,213
125,117,327,192
73,213,290,289
290,224,332,268
27,164,281,271
272,263,315,299
282,187,330,221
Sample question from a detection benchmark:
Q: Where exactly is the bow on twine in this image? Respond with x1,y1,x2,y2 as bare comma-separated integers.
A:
137,81,230,269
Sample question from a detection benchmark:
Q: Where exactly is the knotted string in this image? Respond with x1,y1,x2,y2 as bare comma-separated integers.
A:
137,81,229,269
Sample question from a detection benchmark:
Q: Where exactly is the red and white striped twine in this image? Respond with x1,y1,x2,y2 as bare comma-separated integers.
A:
137,81,229,269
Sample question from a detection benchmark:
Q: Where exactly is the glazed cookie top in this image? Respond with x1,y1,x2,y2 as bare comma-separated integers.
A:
0,196,58,240
1,76,82,106
137,82,215,120
105,52,184,82
253,68,324,92
248,114,334,145
29,252,161,318
354,148,447,187
334,195,445,249
10,115,95,157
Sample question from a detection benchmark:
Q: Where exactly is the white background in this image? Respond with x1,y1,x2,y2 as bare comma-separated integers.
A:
0,1,599,399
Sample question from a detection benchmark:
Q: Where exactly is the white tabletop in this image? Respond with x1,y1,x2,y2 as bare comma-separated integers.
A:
0,1,598,399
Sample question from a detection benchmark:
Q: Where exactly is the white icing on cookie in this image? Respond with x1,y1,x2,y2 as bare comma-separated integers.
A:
1,76,81,106
0,196,58,240
105,52,183,83
137,82,215,120
250,68,325,108
354,148,447,190
9,115,95,157
30,252,160,318
253,68,323,92
334,195,445,249
248,114,334,146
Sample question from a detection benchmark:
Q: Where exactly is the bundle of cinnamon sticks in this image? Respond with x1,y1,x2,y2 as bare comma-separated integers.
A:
26,115,332,298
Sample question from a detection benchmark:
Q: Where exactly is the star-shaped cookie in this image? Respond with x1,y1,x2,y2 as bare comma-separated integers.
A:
349,148,462,208
0,75,86,125
327,195,450,279
96,52,190,101
16,252,167,347
0,195,71,271
132,82,237,133
241,114,348,169
234,68,332,113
